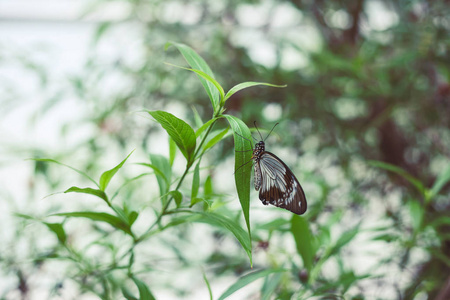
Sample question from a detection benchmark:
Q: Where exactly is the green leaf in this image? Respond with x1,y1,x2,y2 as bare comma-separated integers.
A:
409,200,423,232
14,213,35,221
202,270,213,300
430,216,450,229
204,175,213,199
193,212,252,263
429,165,450,201
44,222,67,244
218,269,284,300
196,117,219,137
261,273,282,300
368,160,425,196
121,287,138,300
110,173,152,201
191,162,200,204
223,82,287,104
131,277,155,300
148,110,196,163
190,197,204,208
340,272,371,294
128,211,138,226
149,154,172,201
14,215,67,245
165,63,225,105
99,150,134,191
203,127,229,153
29,158,98,187
372,233,399,242
430,249,450,268
53,212,133,236
64,186,108,203
329,224,361,257
136,162,168,183
223,115,253,239
169,137,177,166
169,190,183,208
256,218,290,231
111,205,131,225
192,106,204,129
310,223,360,284
291,215,315,272
165,42,220,110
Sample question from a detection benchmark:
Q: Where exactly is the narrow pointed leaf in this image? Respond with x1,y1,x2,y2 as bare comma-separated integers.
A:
149,154,171,201
136,162,168,183
192,106,203,128
291,215,314,272
189,197,204,208
409,200,423,232
99,150,134,191
166,63,224,104
218,269,284,300
261,273,283,300
204,175,213,199
14,215,67,245
128,211,138,226
368,160,425,195
14,213,35,220
169,137,177,166
131,277,155,300
44,222,67,244
112,205,130,225
165,42,220,109
429,165,450,200
196,117,219,137
121,288,138,300
191,162,200,204
148,110,196,163
30,158,98,187
169,190,183,208
193,211,251,262
223,115,253,238
53,212,132,236
203,127,229,153
64,186,108,203
329,223,361,257
224,82,287,103
202,270,213,300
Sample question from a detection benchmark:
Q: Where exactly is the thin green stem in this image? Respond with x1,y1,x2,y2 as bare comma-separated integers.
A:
121,115,221,269
134,116,219,244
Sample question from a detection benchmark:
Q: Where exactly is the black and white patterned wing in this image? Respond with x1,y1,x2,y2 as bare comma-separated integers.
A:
257,152,307,215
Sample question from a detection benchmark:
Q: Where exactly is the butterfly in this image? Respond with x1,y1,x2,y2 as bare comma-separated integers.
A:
236,122,307,215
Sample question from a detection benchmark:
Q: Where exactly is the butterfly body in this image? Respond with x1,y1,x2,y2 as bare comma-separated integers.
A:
252,140,307,215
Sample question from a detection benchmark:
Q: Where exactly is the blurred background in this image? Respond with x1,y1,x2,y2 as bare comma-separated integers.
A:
1,0,449,299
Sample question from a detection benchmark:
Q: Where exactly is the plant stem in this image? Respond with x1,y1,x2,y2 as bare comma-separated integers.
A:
121,115,221,268
136,117,218,242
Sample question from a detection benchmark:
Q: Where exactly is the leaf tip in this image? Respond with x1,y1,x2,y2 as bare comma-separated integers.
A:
164,41,174,51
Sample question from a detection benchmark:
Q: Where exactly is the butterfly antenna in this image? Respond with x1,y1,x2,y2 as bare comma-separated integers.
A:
264,122,279,141
254,121,264,141
234,131,257,143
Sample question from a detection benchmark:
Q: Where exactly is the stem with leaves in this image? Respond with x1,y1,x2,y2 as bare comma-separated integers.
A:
141,118,217,240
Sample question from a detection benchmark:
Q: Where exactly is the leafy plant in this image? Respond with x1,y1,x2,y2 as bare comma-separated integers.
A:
17,39,450,299
22,43,305,299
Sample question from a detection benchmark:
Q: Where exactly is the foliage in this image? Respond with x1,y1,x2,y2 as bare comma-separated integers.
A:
18,44,298,299
1,1,450,299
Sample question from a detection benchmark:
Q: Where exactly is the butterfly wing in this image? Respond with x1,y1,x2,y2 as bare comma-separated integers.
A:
257,152,307,215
